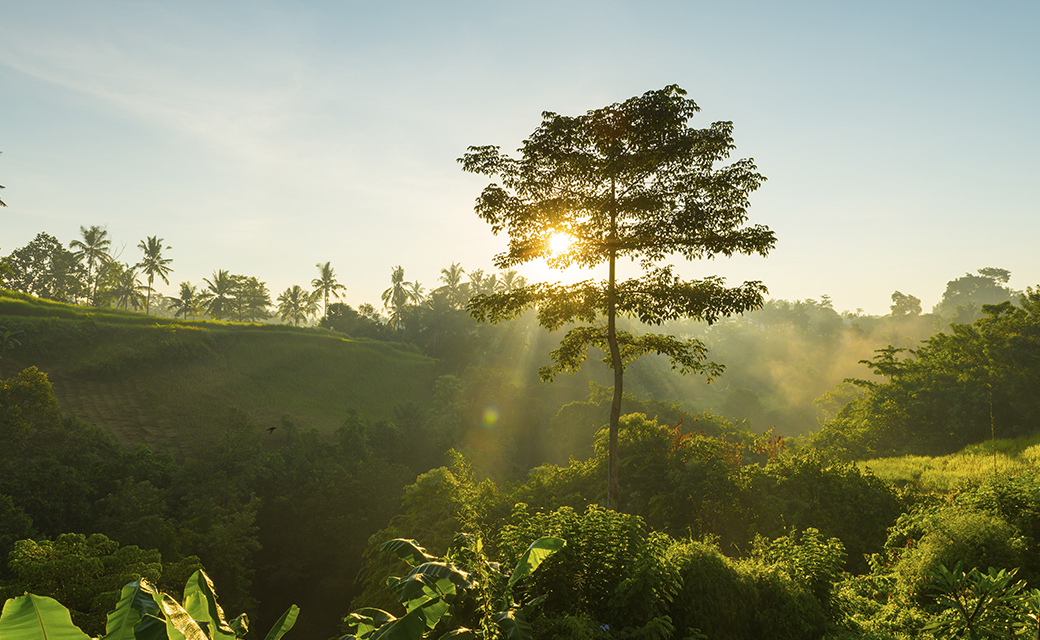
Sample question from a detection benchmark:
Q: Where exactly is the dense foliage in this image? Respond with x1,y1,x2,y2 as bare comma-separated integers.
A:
813,289,1040,460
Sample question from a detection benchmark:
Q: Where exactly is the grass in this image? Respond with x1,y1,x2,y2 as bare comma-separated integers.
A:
858,433,1040,492
0,289,439,455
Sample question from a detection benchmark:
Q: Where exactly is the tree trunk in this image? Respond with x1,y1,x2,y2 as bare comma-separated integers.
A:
606,178,622,510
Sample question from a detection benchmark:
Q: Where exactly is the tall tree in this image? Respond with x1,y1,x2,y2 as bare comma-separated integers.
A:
110,263,146,310
436,263,469,309
460,85,775,508
168,282,201,319
135,236,173,316
199,270,237,320
232,276,273,322
69,225,112,306
2,232,85,301
277,285,318,327
932,268,1015,323
311,262,347,320
381,266,413,330
499,269,526,293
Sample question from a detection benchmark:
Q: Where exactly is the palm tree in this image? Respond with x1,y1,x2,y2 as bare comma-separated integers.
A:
168,282,200,319
408,280,426,306
436,262,468,309
277,285,318,327
381,266,413,330
135,236,173,315
200,270,237,320
311,262,347,320
499,269,526,293
111,264,146,310
69,225,112,306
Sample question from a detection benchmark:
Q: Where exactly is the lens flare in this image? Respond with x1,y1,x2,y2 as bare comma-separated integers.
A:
482,406,500,429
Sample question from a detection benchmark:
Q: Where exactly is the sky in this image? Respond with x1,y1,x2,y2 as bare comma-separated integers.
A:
2,1,1038,316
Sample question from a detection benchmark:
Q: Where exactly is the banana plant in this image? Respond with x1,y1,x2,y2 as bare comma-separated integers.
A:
341,534,564,640
0,570,299,640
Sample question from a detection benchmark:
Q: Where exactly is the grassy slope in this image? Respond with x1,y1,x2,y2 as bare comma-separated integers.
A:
858,432,1040,492
0,290,438,456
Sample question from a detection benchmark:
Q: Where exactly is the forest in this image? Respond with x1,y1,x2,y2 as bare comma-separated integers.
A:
2,87,1040,640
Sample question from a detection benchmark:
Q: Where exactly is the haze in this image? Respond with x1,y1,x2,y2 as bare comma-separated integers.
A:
2,1,1038,315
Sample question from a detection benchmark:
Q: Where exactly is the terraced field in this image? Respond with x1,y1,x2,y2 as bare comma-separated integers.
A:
1,291,439,456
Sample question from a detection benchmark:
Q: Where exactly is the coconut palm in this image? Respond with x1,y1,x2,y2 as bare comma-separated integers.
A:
436,262,469,309
381,265,414,330
408,280,426,306
69,225,112,306
135,236,173,315
499,269,526,293
277,285,318,327
200,270,237,320
110,264,146,310
311,261,347,320
168,282,200,319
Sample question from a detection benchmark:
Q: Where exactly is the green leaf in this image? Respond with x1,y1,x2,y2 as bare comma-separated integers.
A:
182,571,236,640
132,614,170,640
0,594,91,640
507,537,565,591
228,614,248,639
491,610,533,640
344,608,395,639
152,592,208,640
103,580,159,640
437,629,476,639
262,604,299,640
381,539,436,567
367,604,428,640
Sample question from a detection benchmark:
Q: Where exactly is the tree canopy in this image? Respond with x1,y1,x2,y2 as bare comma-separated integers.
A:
460,85,775,507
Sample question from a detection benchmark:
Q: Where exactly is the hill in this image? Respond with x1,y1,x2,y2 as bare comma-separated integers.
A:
0,290,438,457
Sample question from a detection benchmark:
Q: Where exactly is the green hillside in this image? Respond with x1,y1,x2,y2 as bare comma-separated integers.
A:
0,290,438,456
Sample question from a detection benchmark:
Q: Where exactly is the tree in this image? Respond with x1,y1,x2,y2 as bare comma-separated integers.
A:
135,236,173,316
460,85,775,508
168,282,201,319
932,268,1015,322
232,276,273,322
2,232,86,302
312,262,347,320
381,266,415,330
890,291,922,317
69,225,112,306
436,263,469,309
277,285,318,327
200,270,237,320
108,263,146,310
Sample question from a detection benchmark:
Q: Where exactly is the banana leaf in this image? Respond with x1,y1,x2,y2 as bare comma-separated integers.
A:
0,594,91,640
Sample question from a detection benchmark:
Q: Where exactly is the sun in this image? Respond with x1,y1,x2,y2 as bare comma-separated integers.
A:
548,231,574,256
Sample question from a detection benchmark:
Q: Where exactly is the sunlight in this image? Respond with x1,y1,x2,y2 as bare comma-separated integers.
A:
548,231,574,256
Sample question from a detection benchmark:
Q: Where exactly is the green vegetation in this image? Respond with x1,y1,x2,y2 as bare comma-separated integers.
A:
0,289,437,443
461,84,775,508
3,82,1039,637
0,569,297,640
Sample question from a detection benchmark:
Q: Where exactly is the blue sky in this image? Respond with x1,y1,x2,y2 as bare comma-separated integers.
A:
2,1,1038,315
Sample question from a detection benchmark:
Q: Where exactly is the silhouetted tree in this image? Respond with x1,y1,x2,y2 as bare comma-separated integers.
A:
135,236,173,316
168,282,201,319
381,266,416,330
277,285,317,327
461,85,775,507
312,261,347,320
200,270,237,320
69,225,112,306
